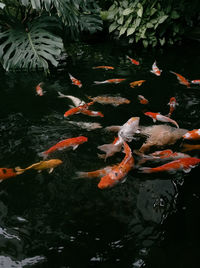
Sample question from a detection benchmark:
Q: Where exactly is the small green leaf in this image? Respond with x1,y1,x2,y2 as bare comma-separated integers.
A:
123,8,133,16
171,10,180,19
119,27,126,36
0,3,5,9
109,22,119,32
127,27,135,36
159,37,165,46
143,40,148,48
117,16,124,25
137,7,143,18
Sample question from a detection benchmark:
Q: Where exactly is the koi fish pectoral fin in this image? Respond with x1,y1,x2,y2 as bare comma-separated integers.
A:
72,145,79,150
15,167,25,175
183,167,192,173
153,119,156,123
48,168,54,174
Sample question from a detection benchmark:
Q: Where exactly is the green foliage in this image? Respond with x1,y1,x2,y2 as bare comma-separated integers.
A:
0,0,103,71
103,0,200,47
0,16,63,71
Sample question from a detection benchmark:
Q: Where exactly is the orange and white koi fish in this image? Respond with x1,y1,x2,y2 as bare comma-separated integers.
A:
87,95,130,106
167,97,178,117
170,71,190,88
98,136,123,160
139,157,200,174
81,109,104,117
140,149,190,162
68,73,82,88
39,136,88,159
181,144,200,152
58,91,85,107
36,82,45,96
144,112,179,128
92,66,114,70
191,79,200,84
183,129,200,140
98,141,134,189
0,167,23,182
150,61,162,76
64,101,94,118
75,165,116,179
138,95,149,104
130,80,145,88
127,56,140,65
16,159,63,174
94,78,126,85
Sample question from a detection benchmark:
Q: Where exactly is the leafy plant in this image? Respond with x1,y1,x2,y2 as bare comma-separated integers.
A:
0,0,103,71
102,0,200,47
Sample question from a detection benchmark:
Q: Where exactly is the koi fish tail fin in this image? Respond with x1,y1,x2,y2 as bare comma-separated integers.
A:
97,153,107,160
97,143,122,159
171,120,179,128
138,167,152,173
38,151,48,160
74,171,89,179
57,91,66,98
94,81,105,85
169,71,175,75
86,95,93,101
15,167,25,175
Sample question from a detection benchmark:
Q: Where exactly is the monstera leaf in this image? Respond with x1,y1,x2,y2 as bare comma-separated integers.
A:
0,16,63,71
20,0,102,34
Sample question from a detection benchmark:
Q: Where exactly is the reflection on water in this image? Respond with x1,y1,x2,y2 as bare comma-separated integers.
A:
0,40,200,267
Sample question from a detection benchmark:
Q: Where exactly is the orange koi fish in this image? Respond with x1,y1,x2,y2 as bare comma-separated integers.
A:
191,79,200,84
150,61,162,76
0,167,22,182
127,56,140,65
98,141,134,189
130,80,145,88
87,95,130,106
16,159,63,174
81,109,104,117
183,129,200,140
36,82,45,96
138,95,149,104
68,73,82,88
139,157,200,174
39,136,88,159
92,66,114,70
170,71,190,88
94,78,126,85
64,101,94,118
181,144,200,152
144,112,179,128
167,97,178,117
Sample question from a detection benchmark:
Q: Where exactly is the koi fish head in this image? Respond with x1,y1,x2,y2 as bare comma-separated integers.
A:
144,112,156,119
119,117,140,141
98,172,119,189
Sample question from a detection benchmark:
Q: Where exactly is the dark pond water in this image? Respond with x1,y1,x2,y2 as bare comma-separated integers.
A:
0,39,200,268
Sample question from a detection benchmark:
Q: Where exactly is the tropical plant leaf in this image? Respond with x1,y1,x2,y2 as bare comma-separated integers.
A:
0,16,63,71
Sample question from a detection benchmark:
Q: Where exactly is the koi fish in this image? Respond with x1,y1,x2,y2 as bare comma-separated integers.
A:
94,78,126,85
144,112,179,128
92,66,114,70
139,157,200,174
150,61,162,76
98,141,134,189
167,97,178,117
138,95,149,104
36,82,45,96
68,73,82,88
15,159,63,174
181,144,200,152
81,109,104,117
98,136,123,160
138,149,190,164
170,71,190,88
75,165,116,179
87,95,130,106
68,121,102,131
183,129,200,140
0,167,22,182
130,80,145,88
191,79,200,84
64,101,94,117
57,91,85,107
39,136,88,159
127,56,140,65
